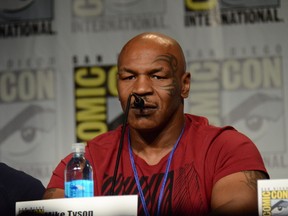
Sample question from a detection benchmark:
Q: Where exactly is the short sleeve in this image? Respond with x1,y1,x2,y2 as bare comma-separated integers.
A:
208,129,268,185
46,154,72,189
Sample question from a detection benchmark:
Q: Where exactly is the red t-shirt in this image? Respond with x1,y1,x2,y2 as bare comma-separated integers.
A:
47,114,268,215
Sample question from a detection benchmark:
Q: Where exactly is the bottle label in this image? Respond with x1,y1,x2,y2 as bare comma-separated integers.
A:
65,179,94,198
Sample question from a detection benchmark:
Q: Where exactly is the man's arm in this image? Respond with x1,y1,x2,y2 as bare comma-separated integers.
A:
210,170,268,216
42,188,64,199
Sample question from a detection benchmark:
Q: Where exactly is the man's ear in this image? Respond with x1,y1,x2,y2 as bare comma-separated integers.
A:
181,72,191,98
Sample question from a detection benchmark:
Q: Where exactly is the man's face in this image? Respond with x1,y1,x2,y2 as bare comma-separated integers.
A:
117,40,184,131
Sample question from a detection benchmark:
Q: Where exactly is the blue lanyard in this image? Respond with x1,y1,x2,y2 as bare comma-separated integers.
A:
128,127,185,216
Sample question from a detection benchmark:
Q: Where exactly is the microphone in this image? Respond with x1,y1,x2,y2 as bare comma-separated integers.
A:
132,93,144,109
110,93,143,195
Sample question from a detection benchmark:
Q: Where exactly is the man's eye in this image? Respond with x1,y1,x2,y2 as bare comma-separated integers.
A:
152,75,164,79
122,75,135,80
126,76,136,80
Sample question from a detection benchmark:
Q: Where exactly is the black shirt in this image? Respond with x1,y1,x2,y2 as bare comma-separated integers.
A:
0,163,45,216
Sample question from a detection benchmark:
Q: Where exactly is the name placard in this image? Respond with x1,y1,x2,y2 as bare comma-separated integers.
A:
16,195,138,216
258,179,288,216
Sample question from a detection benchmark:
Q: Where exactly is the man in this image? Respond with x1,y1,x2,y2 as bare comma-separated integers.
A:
0,162,45,216
43,32,269,215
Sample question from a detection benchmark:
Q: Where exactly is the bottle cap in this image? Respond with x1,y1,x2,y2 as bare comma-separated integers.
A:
72,143,85,153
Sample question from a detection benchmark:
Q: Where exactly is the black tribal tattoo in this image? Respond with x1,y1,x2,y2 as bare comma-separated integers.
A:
161,80,177,96
153,54,179,96
241,170,268,190
154,53,178,74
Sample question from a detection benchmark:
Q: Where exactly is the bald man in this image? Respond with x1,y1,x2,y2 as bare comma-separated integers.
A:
43,32,268,216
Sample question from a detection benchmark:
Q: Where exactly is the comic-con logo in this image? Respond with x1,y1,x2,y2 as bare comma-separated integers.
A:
184,0,283,26
0,58,56,173
74,55,122,142
71,0,166,33
0,0,55,38
262,190,288,215
187,53,284,155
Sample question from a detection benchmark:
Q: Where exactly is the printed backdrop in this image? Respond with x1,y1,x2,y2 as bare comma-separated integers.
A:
0,0,287,186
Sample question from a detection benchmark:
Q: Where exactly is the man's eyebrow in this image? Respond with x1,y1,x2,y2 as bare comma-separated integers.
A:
118,67,136,74
148,67,164,74
118,67,164,74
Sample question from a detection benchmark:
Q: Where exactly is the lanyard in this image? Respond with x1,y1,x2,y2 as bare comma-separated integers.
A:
128,127,185,216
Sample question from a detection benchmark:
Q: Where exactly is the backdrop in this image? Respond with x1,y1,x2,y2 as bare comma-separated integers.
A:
0,0,287,186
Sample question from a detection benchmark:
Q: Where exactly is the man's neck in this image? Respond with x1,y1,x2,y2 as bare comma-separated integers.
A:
129,115,185,165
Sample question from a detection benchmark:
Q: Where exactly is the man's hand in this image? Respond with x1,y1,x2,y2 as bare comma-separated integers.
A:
42,188,64,199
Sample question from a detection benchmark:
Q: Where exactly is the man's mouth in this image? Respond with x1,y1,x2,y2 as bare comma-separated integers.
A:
132,104,157,115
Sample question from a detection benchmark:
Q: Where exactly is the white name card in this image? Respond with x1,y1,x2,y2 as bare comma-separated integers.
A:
258,179,288,216
16,195,138,216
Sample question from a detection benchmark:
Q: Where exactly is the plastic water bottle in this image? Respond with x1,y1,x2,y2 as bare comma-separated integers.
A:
64,143,94,198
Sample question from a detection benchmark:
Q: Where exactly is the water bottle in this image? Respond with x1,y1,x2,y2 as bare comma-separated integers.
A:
64,143,94,198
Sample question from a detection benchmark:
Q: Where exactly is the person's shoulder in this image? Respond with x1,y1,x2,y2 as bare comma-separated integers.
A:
0,162,44,190
0,162,10,172
185,113,241,142
0,162,27,179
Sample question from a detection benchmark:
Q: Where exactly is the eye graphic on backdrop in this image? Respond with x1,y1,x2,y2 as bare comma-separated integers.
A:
21,127,37,143
0,0,34,11
220,0,278,8
0,104,55,157
106,0,147,13
0,0,34,20
106,0,164,14
271,200,288,216
222,93,283,142
0,0,53,23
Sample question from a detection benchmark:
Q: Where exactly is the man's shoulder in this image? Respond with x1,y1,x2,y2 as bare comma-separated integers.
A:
185,113,239,142
185,113,234,131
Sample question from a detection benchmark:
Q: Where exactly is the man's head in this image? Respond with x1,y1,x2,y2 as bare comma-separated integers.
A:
117,32,190,132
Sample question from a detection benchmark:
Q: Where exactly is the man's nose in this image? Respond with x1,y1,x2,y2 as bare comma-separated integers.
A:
132,75,153,95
